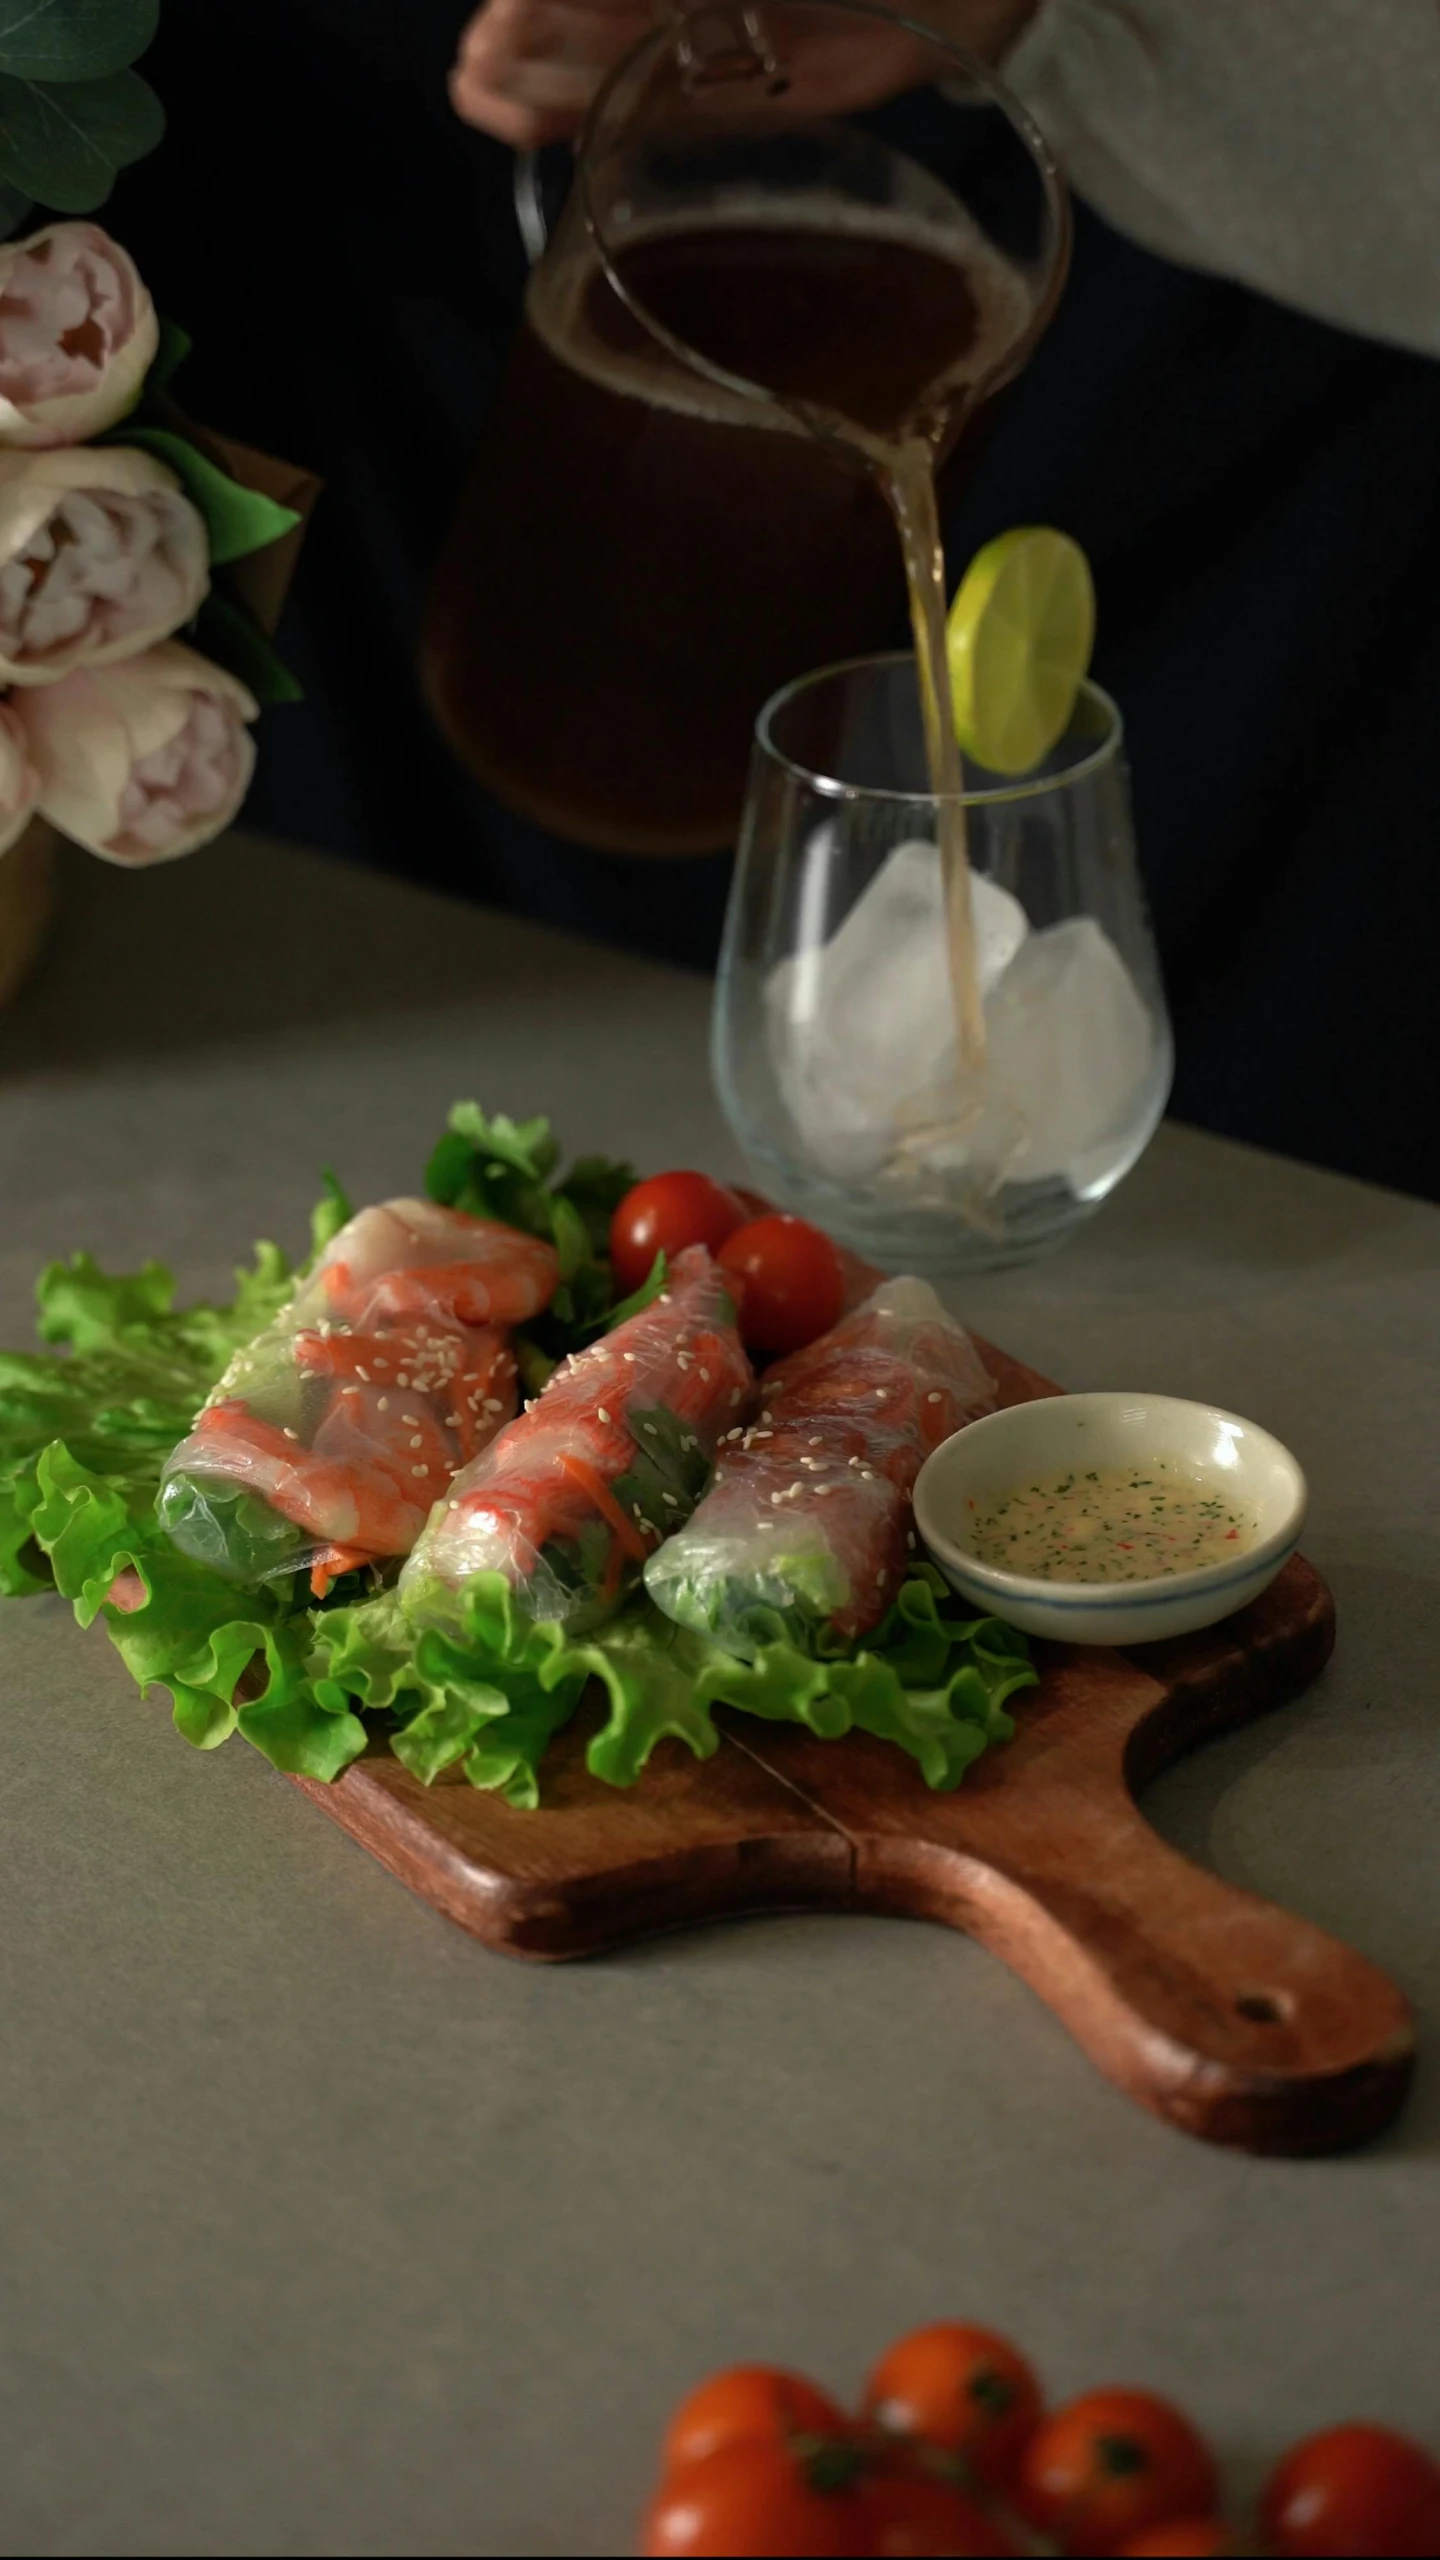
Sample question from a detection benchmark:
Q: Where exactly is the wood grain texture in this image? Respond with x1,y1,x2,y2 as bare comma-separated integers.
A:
291,1338,1414,2155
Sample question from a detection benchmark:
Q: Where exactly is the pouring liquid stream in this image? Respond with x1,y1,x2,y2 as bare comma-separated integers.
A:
599,210,1019,1194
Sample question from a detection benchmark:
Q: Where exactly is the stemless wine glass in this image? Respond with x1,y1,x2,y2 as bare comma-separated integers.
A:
713,654,1173,1272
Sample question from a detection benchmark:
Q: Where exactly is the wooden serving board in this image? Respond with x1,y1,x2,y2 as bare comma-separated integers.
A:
292,1340,1414,2157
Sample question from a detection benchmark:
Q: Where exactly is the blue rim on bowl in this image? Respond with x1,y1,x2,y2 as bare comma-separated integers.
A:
913,1392,1308,1646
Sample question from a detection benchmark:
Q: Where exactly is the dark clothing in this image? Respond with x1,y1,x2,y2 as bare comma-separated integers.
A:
114,0,1440,1195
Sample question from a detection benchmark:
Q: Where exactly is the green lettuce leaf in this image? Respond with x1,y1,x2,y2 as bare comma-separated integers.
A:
21,1442,367,1780
316,1563,1034,1803
310,1577,588,1808
570,1567,1036,1793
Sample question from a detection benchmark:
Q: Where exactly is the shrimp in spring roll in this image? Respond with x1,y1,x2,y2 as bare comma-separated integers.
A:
645,1278,994,1655
401,1244,753,1634
158,1200,558,1590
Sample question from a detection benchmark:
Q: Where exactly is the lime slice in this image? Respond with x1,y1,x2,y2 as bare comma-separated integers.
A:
947,527,1096,775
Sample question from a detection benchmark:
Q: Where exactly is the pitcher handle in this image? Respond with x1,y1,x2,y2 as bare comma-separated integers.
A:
513,149,552,267
512,2,779,265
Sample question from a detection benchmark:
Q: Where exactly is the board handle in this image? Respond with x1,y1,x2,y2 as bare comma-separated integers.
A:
903,1798,1415,2154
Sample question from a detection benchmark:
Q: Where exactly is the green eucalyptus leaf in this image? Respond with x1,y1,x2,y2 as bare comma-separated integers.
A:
0,0,159,83
0,66,163,210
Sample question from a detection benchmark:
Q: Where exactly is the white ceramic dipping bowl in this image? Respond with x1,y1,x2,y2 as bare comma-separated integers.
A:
913,1392,1307,1646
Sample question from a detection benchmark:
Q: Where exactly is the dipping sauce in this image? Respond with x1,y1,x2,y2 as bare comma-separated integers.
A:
966,1460,1253,1584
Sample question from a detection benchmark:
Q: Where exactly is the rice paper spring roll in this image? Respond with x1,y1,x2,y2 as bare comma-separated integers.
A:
645,1277,994,1656
401,1244,753,1635
158,1200,558,1588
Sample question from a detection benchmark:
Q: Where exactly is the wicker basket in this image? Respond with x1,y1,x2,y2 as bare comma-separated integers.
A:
0,817,56,1012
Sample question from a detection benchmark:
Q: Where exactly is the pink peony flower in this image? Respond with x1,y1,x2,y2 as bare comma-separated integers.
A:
14,641,258,866
0,222,159,448
0,699,42,857
0,447,210,686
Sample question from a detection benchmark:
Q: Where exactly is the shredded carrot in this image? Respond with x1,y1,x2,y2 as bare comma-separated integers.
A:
557,1451,648,1561
310,1542,371,1599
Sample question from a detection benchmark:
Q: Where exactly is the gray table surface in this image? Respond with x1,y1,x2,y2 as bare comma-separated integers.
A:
1,834,1437,2559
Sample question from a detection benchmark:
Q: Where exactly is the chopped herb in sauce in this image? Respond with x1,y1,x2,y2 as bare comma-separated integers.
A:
967,1459,1253,1584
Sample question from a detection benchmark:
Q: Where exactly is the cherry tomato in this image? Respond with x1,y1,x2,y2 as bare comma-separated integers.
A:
858,2463,1019,2556
1016,2389,1217,2558
1260,2424,1440,2558
642,2440,868,2557
717,1215,846,1356
610,1172,748,1297
862,2323,1042,2486
662,2366,852,2475
1113,2523,1233,2557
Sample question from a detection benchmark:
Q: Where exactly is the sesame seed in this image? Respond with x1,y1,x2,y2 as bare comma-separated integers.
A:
761,1410,774,1424
377,1396,389,1412
598,1407,611,1424
752,1430,773,1440
445,1414,461,1428
730,1387,742,1406
282,1426,299,1441
875,1388,888,1400
906,1531,917,1549
355,1365,370,1383
926,1391,942,1404
769,1491,784,1505
662,1491,679,1507
623,1352,637,1363
409,1434,424,1449
396,1374,411,1388
698,1366,711,1382
809,1438,823,1448
401,1412,420,1426
876,1570,887,1587
411,1465,429,1478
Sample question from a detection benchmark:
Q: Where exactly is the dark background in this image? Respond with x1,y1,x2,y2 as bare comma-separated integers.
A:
108,0,1440,1198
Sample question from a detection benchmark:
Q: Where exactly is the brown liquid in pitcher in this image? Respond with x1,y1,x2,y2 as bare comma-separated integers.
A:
422,211,1029,867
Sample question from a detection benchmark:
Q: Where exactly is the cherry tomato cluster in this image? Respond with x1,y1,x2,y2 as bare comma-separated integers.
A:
609,1173,846,1358
639,2324,1440,2558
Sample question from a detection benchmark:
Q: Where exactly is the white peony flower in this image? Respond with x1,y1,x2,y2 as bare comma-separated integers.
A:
0,222,160,448
0,700,42,858
14,641,258,866
0,446,210,686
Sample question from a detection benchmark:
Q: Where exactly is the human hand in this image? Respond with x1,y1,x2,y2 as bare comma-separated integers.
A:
450,0,1041,153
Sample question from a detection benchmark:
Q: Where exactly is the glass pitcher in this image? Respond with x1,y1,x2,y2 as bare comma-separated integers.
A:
422,1,1069,858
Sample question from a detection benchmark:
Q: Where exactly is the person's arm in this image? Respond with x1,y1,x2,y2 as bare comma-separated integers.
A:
1003,0,1440,355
